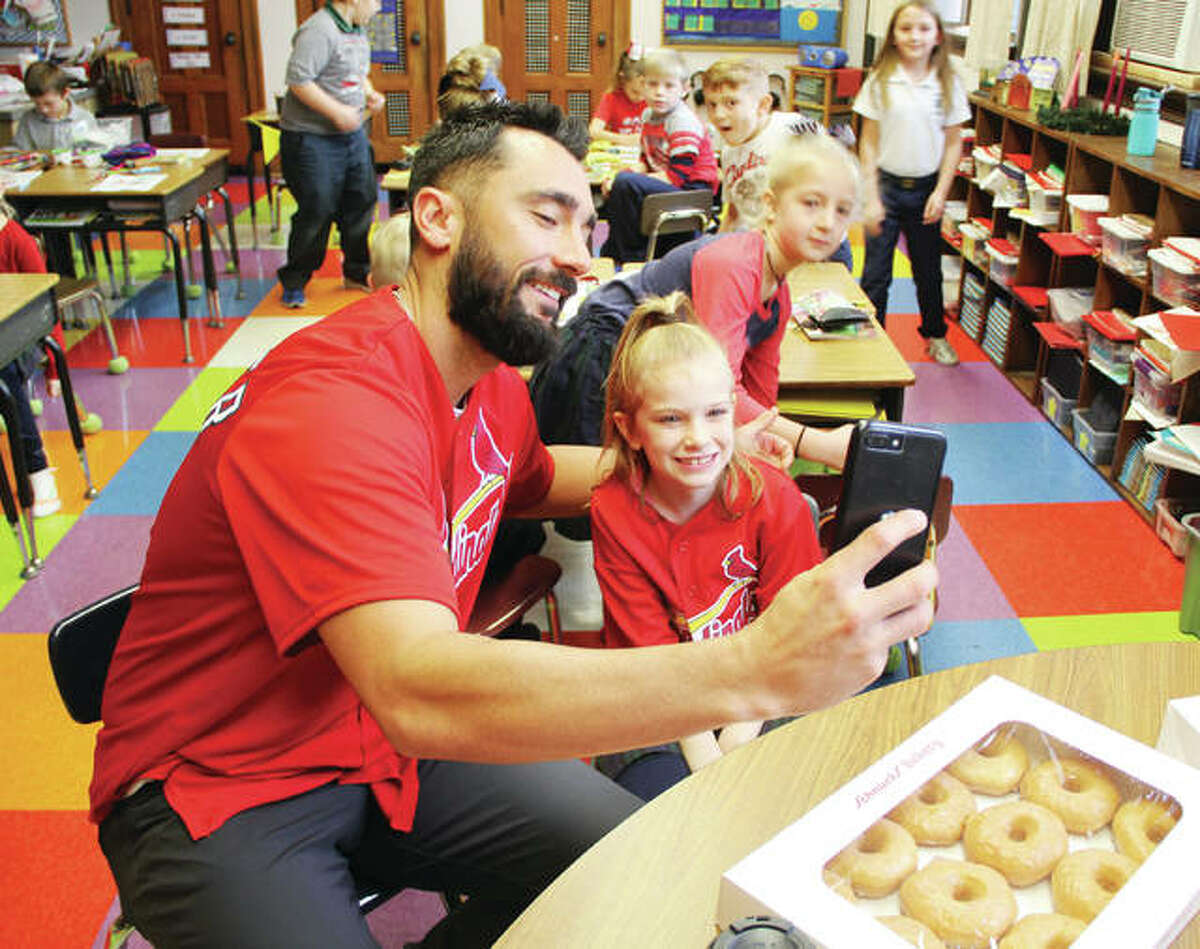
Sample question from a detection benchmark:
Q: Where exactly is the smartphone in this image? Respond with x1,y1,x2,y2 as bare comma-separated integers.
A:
831,420,947,587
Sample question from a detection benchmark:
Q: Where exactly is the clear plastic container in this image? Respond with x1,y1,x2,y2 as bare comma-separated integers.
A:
1098,216,1151,277
1150,242,1200,307
1156,499,1196,558
959,221,991,269
1040,376,1077,430
1046,287,1093,339
941,200,967,243
986,239,1019,286
1133,350,1183,425
1071,407,1118,465
1065,193,1109,244
1026,171,1063,215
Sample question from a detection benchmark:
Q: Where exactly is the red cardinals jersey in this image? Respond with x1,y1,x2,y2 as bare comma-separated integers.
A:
90,290,554,838
592,460,820,648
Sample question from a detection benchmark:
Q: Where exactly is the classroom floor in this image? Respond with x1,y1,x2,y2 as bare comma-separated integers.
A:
0,183,1192,947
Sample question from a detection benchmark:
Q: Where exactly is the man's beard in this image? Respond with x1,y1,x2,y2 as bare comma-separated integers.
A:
446,231,576,366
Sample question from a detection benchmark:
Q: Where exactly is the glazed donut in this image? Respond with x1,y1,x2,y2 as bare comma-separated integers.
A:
963,800,1068,887
997,912,1086,949
1112,796,1180,863
876,914,947,949
948,728,1030,795
1019,757,1120,835
899,858,1017,949
888,771,977,845
1051,848,1137,923
825,818,917,898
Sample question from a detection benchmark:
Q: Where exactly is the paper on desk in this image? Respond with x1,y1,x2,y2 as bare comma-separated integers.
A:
152,148,209,162
91,174,168,192
1157,695,1200,769
0,170,43,192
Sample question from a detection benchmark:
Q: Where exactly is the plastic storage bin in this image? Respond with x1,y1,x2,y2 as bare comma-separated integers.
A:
1071,407,1118,465
1132,349,1183,424
1026,170,1063,215
1065,193,1109,244
959,220,991,269
941,200,967,243
1046,287,1093,339
1040,376,1077,430
1083,310,1137,383
1149,242,1200,307
1157,499,1199,558
1098,216,1151,276
986,237,1018,286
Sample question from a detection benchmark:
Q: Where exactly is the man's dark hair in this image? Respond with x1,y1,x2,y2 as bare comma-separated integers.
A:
407,100,588,246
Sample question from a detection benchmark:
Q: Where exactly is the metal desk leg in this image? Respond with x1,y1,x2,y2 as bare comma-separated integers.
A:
42,335,97,500
0,377,40,576
193,205,224,329
0,442,31,577
882,386,905,422
96,232,121,300
245,140,260,250
159,227,194,363
905,636,923,677
215,186,244,298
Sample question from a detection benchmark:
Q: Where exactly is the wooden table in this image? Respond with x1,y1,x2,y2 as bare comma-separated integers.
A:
382,167,410,215
781,262,915,422
7,150,235,363
0,274,95,578
496,642,1200,948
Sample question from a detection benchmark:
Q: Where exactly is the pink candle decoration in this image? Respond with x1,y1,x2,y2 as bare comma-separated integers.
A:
1064,48,1084,109
1113,47,1131,115
1101,56,1118,113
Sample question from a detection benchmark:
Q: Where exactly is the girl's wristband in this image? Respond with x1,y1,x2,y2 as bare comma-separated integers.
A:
794,424,807,459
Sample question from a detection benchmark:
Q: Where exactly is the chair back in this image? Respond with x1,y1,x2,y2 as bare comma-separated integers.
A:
47,585,137,723
638,190,712,261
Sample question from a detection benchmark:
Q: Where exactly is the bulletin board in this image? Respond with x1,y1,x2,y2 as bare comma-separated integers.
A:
664,0,840,47
0,0,70,46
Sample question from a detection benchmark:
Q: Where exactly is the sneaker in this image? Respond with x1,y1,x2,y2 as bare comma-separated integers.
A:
343,278,371,293
30,467,61,518
281,287,306,308
926,337,959,366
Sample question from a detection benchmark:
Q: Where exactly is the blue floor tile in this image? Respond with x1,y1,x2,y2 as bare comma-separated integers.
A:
83,431,197,516
917,618,1039,673
933,422,1118,505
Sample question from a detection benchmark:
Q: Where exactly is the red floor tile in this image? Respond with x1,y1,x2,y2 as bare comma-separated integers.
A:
954,501,1185,616
66,317,244,369
885,312,987,363
0,810,115,948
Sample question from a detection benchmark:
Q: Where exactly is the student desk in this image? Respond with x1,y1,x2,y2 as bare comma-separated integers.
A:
8,150,233,363
0,273,95,578
241,110,281,246
780,262,914,422
495,642,1200,948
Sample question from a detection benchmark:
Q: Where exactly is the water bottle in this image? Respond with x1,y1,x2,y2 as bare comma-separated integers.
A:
1182,93,1200,170
1127,88,1162,157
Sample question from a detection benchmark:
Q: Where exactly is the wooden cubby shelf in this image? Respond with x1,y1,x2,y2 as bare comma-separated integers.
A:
954,94,1200,528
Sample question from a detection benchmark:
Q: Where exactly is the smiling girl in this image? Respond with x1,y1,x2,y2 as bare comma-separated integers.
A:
590,292,822,800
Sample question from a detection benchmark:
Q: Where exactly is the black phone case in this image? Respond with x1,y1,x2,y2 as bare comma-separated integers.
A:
831,421,947,587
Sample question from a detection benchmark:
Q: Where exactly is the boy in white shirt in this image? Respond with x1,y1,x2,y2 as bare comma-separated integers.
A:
702,58,852,269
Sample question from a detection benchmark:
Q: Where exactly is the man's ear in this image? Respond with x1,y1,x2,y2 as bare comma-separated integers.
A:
410,186,462,252
758,94,773,117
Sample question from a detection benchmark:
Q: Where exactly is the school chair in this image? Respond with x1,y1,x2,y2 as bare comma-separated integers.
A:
639,189,713,262
769,73,787,111
794,471,954,678
53,276,128,374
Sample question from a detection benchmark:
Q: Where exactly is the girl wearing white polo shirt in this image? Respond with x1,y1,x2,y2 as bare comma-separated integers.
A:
854,0,970,366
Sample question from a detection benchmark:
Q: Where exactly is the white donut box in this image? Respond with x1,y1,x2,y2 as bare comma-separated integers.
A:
718,676,1200,948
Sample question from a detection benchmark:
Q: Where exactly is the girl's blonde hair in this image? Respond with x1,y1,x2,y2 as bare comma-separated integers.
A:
604,291,762,516
437,53,491,119
369,213,410,286
639,48,689,85
870,1,954,111
766,132,862,216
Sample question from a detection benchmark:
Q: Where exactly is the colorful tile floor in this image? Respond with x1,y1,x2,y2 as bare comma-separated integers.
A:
0,192,1192,947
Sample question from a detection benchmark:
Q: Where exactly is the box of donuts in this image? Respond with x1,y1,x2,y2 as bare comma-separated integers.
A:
718,676,1200,948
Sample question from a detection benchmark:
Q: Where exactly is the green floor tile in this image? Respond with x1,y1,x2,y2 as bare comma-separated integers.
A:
155,368,247,432
1022,611,1195,650
0,514,78,608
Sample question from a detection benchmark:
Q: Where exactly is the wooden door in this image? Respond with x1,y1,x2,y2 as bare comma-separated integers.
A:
483,0,628,123
294,0,440,164
112,0,262,158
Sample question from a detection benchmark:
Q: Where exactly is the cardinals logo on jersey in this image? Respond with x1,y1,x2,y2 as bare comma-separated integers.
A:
447,412,511,587
685,544,759,641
